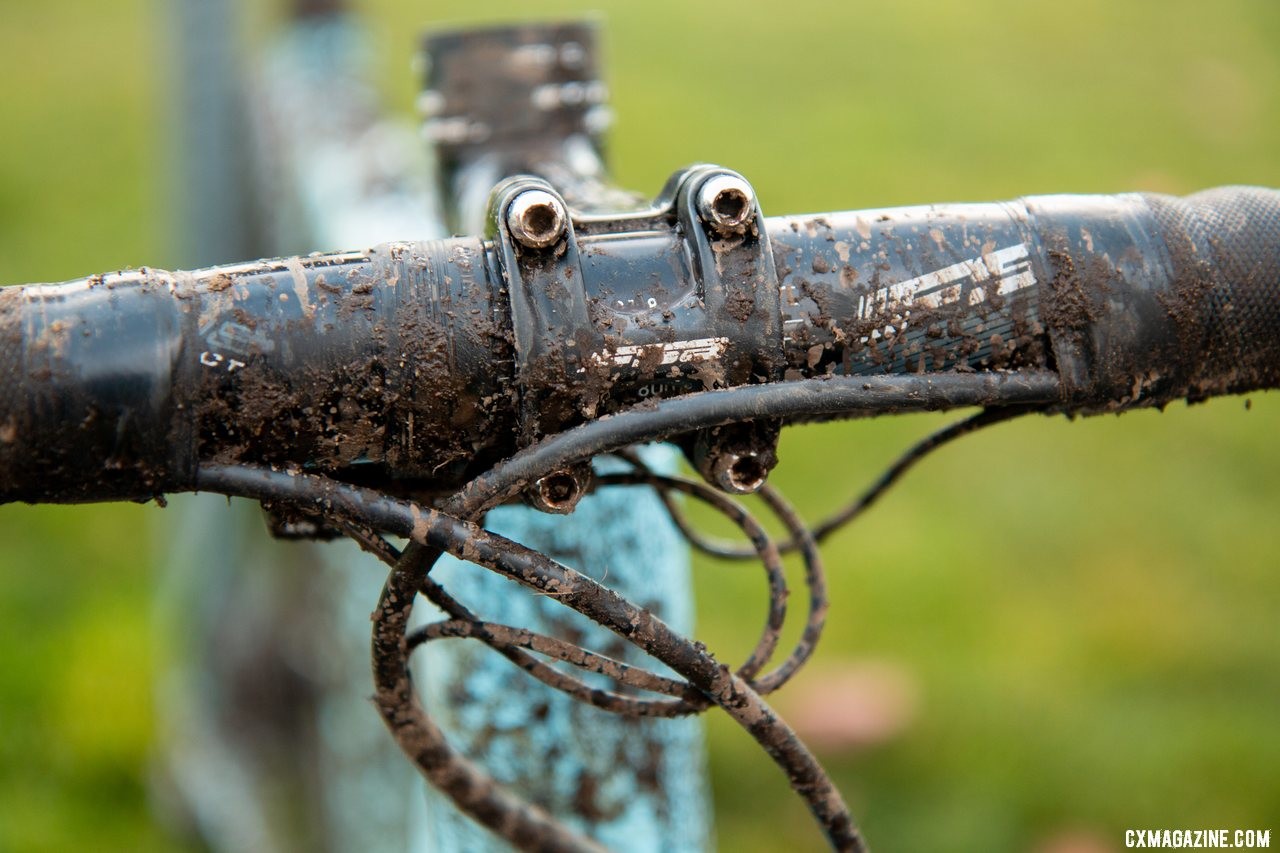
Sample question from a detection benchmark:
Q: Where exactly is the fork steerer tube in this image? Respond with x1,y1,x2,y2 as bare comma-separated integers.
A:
3,181,1278,504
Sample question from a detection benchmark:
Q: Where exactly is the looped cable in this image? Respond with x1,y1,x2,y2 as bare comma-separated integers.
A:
198,372,1059,852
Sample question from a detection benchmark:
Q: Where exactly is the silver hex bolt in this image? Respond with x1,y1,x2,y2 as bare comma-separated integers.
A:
506,189,567,249
526,466,592,514
690,421,780,495
708,451,770,495
696,174,755,234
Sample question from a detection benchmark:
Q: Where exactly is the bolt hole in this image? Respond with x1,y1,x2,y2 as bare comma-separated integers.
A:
712,189,749,224
538,472,581,508
522,203,562,242
726,454,766,493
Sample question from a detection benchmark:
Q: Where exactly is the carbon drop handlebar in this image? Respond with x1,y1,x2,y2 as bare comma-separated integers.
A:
2,171,1278,505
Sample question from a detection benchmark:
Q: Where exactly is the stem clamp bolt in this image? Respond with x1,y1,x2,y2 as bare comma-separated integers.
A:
696,174,755,234
506,189,568,249
526,465,592,514
689,421,780,495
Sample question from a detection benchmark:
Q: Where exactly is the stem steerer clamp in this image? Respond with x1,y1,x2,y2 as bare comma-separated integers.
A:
489,165,785,497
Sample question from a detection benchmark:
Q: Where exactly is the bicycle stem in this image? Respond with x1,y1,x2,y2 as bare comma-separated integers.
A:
2,179,1278,504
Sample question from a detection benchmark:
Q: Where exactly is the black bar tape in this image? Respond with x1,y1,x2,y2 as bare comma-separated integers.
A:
1142,187,1280,402
1033,187,1280,412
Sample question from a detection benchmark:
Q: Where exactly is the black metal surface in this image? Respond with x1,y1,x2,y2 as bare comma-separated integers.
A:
495,166,786,445
491,175,594,441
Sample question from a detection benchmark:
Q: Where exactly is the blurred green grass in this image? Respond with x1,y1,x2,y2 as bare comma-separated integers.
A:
1,0,1278,850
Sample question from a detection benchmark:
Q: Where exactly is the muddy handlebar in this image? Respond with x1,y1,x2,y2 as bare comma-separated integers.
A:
2,177,1278,505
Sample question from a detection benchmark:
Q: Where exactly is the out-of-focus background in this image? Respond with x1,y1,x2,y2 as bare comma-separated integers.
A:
1,1,1278,850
